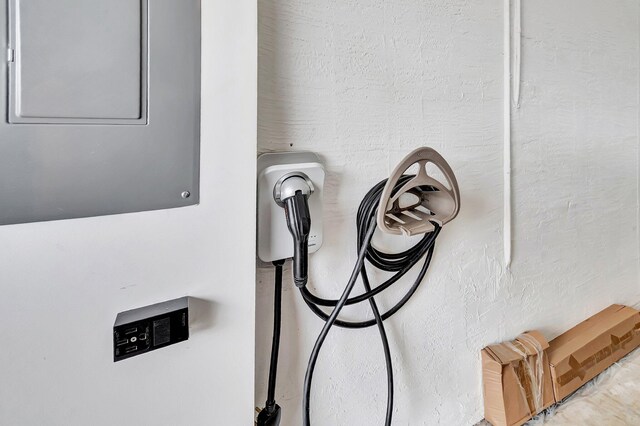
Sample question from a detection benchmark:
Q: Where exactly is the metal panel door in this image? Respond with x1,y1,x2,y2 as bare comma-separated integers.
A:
0,0,201,225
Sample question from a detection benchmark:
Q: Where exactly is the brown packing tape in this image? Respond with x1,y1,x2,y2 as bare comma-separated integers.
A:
505,335,546,416
514,356,540,415
556,322,640,386
548,305,638,364
486,331,548,365
502,366,536,426
482,331,553,426
548,305,640,402
485,344,522,365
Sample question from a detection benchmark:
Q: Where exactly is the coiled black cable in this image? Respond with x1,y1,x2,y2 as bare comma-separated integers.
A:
300,175,441,426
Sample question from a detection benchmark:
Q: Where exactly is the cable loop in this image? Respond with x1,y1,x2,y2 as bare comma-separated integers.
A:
301,175,442,425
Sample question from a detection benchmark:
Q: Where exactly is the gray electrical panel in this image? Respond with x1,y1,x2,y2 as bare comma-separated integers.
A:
0,0,201,225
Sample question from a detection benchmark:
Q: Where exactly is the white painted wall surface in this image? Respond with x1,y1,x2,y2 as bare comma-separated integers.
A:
256,1,640,425
0,2,256,425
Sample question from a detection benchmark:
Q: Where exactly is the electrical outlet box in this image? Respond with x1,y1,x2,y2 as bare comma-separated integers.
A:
113,297,189,362
257,152,325,263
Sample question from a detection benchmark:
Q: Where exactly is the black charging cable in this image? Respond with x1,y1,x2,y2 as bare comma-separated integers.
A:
300,175,441,426
257,259,286,426
259,175,442,425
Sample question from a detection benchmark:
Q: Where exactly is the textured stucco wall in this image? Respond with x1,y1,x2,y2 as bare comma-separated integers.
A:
256,1,640,424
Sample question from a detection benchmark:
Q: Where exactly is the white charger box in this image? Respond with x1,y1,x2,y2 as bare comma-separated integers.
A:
257,152,325,263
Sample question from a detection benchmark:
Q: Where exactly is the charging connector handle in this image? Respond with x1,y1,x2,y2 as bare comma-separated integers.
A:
283,190,311,287
275,174,313,288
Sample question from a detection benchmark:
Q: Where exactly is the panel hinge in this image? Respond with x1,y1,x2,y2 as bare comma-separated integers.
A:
7,48,15,63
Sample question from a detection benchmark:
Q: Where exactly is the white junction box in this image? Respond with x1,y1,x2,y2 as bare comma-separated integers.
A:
257,152,325,263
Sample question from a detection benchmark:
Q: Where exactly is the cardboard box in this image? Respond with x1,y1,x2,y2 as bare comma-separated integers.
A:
547,304,640,401
482,331,555,426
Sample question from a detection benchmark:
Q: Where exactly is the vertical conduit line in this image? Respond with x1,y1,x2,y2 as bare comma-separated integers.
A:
503,0,512,267
637,1,640,294
513,0,522,109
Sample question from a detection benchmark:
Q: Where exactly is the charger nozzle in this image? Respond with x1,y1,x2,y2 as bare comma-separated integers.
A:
284,190,311,287
274,174,313,288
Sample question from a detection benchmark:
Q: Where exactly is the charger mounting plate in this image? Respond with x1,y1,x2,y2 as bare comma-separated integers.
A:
257,152,324,263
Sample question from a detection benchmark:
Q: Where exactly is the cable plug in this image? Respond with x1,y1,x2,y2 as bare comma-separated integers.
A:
256,404,281,426
283,191,311,287
274,174,313,288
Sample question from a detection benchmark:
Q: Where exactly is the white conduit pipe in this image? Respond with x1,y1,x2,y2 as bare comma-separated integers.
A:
504,0,521,268
503,0,512,267
513,0,522,109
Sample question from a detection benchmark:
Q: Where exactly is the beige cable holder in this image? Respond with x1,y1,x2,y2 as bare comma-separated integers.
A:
377,147,460,236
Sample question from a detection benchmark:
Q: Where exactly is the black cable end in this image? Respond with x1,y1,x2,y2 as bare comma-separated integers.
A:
256,404,281,426
294,277,307,288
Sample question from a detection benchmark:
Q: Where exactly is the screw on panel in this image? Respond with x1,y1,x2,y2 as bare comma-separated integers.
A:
181,191,191,199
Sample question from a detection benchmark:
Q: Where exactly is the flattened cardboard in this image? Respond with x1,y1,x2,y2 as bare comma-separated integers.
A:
547,304,640,401
482,331,555,426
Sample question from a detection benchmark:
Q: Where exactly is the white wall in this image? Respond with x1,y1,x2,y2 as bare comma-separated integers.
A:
0,2,256,425
256,1,640,425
